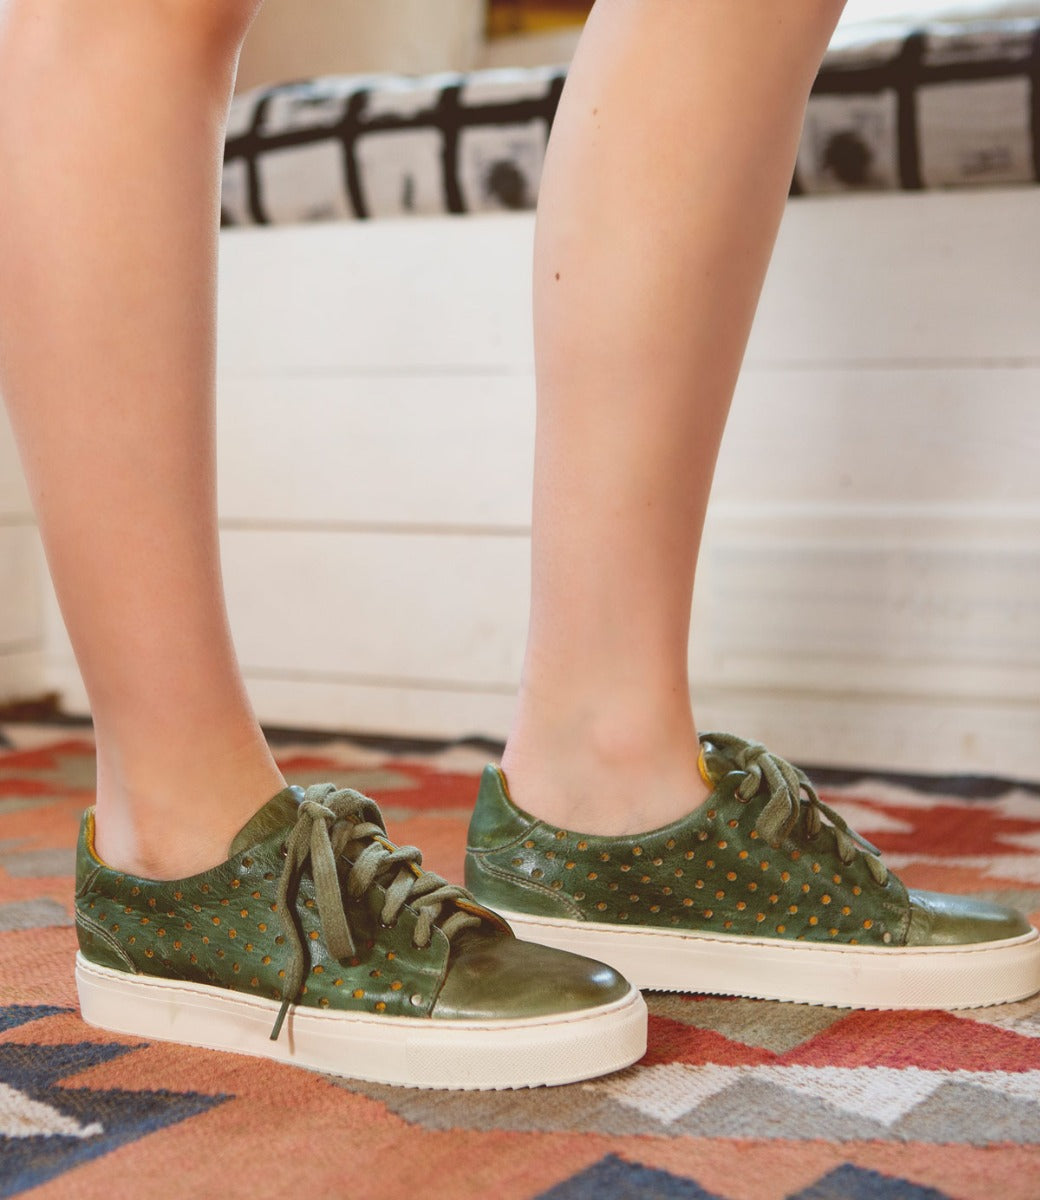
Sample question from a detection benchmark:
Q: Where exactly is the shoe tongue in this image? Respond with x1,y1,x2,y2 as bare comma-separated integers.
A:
229,785,306,856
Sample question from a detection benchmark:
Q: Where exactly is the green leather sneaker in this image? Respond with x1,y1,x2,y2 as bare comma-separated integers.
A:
75,783,646,1089
465,732,1040,1010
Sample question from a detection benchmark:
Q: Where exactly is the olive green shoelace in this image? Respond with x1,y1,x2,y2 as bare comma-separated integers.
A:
704,732,888,886
270,784,484,1040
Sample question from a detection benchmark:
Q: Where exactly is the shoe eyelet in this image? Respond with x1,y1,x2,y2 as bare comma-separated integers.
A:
278,843,288,858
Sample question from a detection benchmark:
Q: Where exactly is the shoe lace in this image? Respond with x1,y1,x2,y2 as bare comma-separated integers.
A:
703,732,888,887
270,783,486,1040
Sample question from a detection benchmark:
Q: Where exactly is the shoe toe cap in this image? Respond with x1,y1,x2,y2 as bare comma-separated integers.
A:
431,934,633,1021
906,888,1033,946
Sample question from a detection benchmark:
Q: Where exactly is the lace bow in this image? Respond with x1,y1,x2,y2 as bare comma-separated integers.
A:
703,732,888,886
271,784,484,1039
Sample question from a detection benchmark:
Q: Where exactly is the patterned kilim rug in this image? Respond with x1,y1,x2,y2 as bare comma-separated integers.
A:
2,723,1040,1200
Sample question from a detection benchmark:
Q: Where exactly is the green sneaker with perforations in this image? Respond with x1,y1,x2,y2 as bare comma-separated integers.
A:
465,732,1040,1009
75,782,647,1089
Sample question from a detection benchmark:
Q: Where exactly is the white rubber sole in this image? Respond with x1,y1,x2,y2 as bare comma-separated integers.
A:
75,953,648,1090
492,912,1040,1010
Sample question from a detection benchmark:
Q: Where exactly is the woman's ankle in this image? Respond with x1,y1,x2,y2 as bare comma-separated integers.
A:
92,729,285,880
501,692,712,836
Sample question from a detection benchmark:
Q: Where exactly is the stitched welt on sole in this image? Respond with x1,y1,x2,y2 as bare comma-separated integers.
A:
492,913,1040,1010
74,953,648,1090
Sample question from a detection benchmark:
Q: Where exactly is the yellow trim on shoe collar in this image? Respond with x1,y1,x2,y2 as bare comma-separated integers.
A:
83,808,114,869
697,746,714,789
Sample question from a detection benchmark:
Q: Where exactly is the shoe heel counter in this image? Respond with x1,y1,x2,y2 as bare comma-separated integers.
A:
470,758,539,844
74,809,99,892
466,765,533,849
465,766,579,920
465,764,521,900
75,810,135,973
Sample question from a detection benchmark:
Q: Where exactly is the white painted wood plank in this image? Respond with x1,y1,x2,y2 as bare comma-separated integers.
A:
39,573,519,738
217,528,530,684
243,674,517,743
0,401,31,518
0,650,44,704
36,456,1040,776
752,188,1040,366
697,686,1040,781
238,667,1040,780
216,372,535,528
214,365,1040,528
42,506,1039,704
719,366,1040,508
46,654,1038,778
0,519,43,703
217,213,537,375
38,568,71,676
692,509,1040,702
200,522,1040,706
44,183,1040,776
216,190,1040,375
0,526,42,655
250,680,1040,779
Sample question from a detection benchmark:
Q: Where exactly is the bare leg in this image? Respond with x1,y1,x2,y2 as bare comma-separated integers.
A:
0,0,283,878
503,0,846,834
